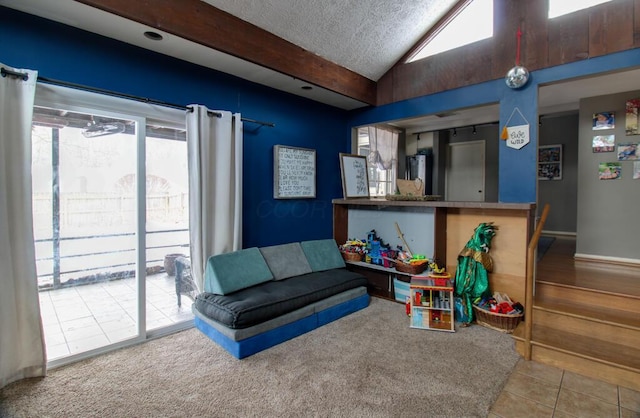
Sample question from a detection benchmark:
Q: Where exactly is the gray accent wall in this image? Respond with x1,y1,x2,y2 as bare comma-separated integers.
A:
538,113,579,234
577,91,640,261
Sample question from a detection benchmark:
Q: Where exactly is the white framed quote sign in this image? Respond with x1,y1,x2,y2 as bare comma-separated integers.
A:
273,145,316,199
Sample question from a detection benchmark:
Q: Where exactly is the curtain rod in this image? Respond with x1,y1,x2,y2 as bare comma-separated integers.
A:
1,67,274,127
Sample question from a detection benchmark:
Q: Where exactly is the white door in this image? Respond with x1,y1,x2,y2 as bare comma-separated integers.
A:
446,141,485,201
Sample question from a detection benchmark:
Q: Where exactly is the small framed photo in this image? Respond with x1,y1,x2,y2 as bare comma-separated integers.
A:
634,161,640,179
339,153,370,198
626,99,640,135
538,144,562,180
592,111,615,130
592,135,615,153
617,143,638,161
598,162,622,180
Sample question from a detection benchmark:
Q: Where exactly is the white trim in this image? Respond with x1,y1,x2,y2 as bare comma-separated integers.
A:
574,253,640,266
541,230,576,237
136,120,147,335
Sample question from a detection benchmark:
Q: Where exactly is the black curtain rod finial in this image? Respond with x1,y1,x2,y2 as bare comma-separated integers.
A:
1,67,29,81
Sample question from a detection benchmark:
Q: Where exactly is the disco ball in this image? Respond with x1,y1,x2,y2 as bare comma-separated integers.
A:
505,65,530,89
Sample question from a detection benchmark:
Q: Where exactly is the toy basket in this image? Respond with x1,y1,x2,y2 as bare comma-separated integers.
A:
472,305,523,334
394,261,427,274
341,251,363,262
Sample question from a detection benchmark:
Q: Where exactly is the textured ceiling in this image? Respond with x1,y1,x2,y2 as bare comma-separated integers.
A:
202,0,458,81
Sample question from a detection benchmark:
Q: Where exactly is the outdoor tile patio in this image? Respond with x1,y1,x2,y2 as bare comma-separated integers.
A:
38,273,194,361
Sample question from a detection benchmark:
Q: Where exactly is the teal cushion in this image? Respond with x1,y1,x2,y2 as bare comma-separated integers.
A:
300,239,346,272
260,243,312,280
204,248,273,295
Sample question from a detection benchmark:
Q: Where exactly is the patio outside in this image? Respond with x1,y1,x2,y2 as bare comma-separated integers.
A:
39,271,194,361
31,116,193,362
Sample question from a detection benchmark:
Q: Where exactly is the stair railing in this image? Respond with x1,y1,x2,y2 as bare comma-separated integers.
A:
524,203,550,360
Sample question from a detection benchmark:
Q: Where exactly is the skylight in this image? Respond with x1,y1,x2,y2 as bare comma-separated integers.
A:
407,0,493,63
548,0,612,18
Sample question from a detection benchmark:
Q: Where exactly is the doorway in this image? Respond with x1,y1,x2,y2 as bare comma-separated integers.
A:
445,140,485,201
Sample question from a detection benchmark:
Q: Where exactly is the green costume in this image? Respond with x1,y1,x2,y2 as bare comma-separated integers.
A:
454,222,497,324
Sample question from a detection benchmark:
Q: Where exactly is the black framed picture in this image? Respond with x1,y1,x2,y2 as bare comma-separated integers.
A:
538,145,562,180
339,153,370,198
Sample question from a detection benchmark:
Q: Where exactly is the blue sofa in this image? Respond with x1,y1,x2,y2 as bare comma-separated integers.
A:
192,239,370,358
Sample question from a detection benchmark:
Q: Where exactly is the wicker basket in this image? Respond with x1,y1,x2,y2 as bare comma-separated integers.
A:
395,261,427,274
472,305,523,334
341,251,364,262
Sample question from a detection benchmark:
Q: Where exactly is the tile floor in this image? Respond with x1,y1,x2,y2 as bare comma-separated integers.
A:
490,359,640,418
38,273,194,361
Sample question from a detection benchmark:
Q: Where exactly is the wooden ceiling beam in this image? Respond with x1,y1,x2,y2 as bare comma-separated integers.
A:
75,0,377,105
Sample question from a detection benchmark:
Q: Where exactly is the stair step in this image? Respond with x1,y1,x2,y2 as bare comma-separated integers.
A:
513,324,640,371
532,298,640,347
535,281,640,314
520,236,640,390
534,297,640,328
532,309,640,349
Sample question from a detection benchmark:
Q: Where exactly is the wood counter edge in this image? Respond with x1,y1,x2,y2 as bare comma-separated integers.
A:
332,198,535,211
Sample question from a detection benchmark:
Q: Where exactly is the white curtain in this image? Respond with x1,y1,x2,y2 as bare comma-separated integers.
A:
367,126,398,170
0,63,47,388
186,106,243,292
367,126,399,193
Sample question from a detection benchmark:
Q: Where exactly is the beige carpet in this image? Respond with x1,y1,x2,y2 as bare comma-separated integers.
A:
0,298,520,418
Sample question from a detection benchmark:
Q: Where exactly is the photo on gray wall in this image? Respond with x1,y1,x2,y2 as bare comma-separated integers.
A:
598,162,622,180
538,144,562,180
634,161,640,179
592,111,615,130
617,143,638,161
592,135,615,152
625,99,640,135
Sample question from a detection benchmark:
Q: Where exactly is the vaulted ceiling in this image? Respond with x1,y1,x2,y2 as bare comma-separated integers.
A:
3,0,640,132
0,0,463,109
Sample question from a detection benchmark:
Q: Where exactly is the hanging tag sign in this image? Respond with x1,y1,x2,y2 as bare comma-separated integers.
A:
506,124,530,149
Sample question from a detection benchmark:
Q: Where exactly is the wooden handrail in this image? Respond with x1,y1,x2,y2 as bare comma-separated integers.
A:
524,203,550,360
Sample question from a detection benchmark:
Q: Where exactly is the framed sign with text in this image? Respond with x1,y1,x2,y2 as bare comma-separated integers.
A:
273,145,316,199
339,153,370,198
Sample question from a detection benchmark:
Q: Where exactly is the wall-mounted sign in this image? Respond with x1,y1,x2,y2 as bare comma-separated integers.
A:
506,124,530,149
339,153,370,198
273,145,316,199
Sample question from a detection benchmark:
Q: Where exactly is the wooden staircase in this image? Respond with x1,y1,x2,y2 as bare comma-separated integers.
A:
512,236,640,391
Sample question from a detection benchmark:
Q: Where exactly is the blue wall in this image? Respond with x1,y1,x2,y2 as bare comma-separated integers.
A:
0,7,350,248
348,49,640,203
4,7,640,240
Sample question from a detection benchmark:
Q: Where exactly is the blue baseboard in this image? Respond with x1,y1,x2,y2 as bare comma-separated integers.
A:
194,293,370,359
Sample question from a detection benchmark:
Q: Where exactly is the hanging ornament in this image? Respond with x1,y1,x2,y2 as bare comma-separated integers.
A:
500,126,509,140
505,27,529,89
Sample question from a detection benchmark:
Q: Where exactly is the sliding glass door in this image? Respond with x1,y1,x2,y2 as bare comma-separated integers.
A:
32,85,192,366
144,122,192,331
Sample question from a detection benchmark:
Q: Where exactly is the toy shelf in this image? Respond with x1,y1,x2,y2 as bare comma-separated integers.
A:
409,276,455,332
